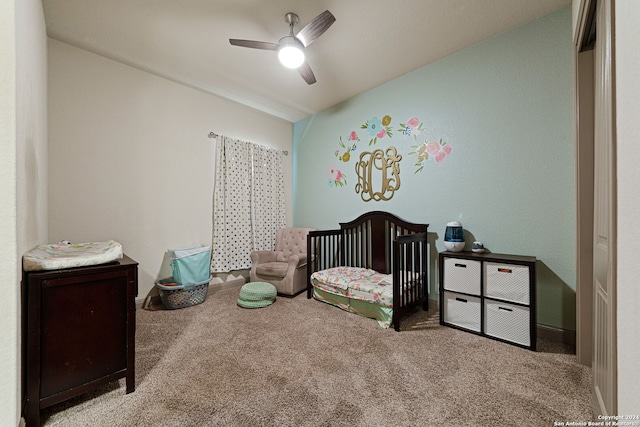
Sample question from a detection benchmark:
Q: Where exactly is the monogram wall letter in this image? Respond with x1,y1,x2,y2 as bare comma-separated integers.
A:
354,146,402,202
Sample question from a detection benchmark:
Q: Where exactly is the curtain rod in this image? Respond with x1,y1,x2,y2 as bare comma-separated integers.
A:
208,132,288,156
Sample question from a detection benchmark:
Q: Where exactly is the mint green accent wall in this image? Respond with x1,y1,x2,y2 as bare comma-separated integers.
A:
293,7,575,331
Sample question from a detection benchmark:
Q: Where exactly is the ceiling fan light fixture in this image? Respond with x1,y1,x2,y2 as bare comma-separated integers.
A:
277,36,305,69
229,10,335,84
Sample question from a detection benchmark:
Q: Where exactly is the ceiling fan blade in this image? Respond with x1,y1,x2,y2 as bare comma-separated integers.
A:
298,62,317,85
295,10,336,47
229,39,278,51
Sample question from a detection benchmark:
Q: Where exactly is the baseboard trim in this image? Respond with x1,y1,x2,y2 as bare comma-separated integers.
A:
136,296,150,309
143,295,162,309
537,324,576,346
209,277,246,293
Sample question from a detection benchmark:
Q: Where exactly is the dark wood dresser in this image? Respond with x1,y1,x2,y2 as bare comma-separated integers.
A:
22,255,138,427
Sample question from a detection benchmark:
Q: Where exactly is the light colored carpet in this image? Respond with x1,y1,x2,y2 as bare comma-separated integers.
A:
41,286,592,426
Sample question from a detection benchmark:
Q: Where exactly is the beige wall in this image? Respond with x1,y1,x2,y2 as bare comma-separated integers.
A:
47,39,293,301
17,2,48,251
0,1,19,424
16,0,49,421
2,0,48,425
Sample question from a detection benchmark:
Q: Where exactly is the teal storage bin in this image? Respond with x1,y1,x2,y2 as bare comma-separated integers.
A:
169,245,211,285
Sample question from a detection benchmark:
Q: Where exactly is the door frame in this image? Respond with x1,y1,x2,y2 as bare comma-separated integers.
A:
575,0,618,415
574,0,596,369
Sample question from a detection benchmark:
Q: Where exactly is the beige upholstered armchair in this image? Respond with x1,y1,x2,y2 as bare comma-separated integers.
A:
250,228,316,296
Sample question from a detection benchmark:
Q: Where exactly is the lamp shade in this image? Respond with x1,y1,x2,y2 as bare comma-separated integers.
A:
278,36,305,69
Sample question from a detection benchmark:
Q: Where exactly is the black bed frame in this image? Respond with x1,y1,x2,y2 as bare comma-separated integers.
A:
306,211,429,331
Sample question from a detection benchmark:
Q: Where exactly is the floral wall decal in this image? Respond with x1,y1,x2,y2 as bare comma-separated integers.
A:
361,115,394,145
409,138,452,173
335,131,359,162
328,166,347,187
326,113,452,193
398,117,426,140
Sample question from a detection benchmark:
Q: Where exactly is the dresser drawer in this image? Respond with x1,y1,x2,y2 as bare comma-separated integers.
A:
443,258,481,294
443,291,481,332
484,262,530,304
484,300,530,347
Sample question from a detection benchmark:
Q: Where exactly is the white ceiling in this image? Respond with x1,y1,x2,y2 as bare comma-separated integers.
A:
43,0,570,123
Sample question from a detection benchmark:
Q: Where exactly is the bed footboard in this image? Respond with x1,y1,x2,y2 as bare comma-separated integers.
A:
392,232,428,331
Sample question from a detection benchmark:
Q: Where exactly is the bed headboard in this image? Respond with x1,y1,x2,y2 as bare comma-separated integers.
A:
308,211,428,275
339,211,428,273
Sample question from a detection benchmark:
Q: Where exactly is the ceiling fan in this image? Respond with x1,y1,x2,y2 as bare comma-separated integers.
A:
229,10,336,85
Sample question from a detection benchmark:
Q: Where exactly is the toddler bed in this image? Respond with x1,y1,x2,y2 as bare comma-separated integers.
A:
307,211,428,331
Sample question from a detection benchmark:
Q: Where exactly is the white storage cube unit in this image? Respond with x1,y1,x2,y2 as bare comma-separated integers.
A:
442,258,481,294
484,262,530,304
443,291,481,332
439,251,536,351
484,300,531,347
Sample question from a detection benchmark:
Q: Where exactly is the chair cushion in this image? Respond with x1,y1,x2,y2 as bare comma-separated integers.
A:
255,261,288,278
276,228,312,258
238,282,277,309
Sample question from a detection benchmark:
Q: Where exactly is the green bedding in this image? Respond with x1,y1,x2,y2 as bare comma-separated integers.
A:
312,287,393,328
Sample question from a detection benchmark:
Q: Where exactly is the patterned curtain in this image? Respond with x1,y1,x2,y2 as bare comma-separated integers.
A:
211,136,286,272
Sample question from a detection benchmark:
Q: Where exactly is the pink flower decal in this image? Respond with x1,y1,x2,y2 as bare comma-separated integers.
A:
406,117,420,128
349,131,359,141
409,138,452,173
426,140,441,155
399,117,425,139
328,166,337,179
327,166,347,187
376,128,387,139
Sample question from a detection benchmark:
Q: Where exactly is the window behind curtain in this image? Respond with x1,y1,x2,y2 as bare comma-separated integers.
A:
211,136,286,272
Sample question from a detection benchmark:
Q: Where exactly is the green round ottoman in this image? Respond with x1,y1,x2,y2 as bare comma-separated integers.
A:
237,282,277,308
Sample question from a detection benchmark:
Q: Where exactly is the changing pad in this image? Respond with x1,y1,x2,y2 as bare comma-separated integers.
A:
23,240,123,271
